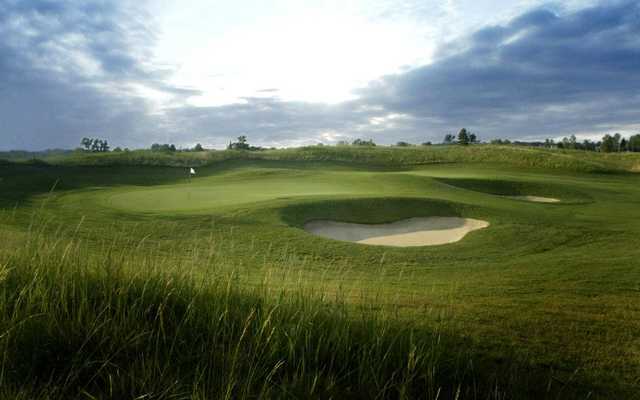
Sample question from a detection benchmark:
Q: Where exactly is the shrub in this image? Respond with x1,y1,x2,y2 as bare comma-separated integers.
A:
351,138,376,147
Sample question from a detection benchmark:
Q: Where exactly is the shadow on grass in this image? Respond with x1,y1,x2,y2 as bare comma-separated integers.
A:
1,240,608,400
432,177,593,205
0,160,410,210
279,197,487,228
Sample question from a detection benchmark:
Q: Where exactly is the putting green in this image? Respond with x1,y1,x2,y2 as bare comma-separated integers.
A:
106,179,362,212
98,168,439,213
97,165,586,215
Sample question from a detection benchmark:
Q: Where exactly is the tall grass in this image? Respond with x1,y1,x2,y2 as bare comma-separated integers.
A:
23,145,640,173
0,216,591,399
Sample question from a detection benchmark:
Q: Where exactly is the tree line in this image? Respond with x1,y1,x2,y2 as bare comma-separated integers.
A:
344,128,478,147
79,138,206,153
492,134,640,153
79,131,640,154
150,143,206,152
443,128,479,145
336,129,479,147
554,133,640,152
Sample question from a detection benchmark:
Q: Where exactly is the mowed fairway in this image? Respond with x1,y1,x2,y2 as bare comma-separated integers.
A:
1,149,639,399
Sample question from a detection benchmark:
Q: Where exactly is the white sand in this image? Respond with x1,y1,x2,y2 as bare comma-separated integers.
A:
509,195,560,203
304,217,489,247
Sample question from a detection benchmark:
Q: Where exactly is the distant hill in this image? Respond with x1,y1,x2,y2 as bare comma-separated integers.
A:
3,145,640,174
0,149,73,161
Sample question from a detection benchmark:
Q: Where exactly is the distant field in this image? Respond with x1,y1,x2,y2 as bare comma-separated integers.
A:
1,146,639,399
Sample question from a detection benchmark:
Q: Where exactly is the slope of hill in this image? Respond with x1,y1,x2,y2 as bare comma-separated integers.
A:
16,145,640,173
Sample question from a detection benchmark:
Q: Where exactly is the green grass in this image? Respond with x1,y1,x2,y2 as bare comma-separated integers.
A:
1,146,640,399
7,144,640,172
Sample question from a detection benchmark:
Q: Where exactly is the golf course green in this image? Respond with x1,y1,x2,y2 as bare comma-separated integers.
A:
0,145,639,399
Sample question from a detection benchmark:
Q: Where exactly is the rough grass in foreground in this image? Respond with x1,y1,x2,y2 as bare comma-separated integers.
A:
0,223,598,400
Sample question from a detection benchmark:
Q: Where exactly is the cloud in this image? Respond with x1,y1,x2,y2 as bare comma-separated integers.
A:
0,0,195,150
171,0,640,147
162,97,378,148
357,0,640,139
1,0,639,150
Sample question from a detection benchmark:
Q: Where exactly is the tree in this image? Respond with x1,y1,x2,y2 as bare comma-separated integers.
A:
395,141,410,147
613,133,622,152
628,134,640,152
228,136,251,150
600,133,622,152
81,137,93,151
443,134,454,144
351,138,376,146
582,140,597,151
620,138,628,152
469,133,478,144
151,143,177,152
491,139,510,145
561,135,577,149
600,134,616,152
194,143,204,152
457,128,470,145
421,141,432,146
81,137,110,152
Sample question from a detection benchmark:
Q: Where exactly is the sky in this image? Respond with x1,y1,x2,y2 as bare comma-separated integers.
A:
0,0,638,150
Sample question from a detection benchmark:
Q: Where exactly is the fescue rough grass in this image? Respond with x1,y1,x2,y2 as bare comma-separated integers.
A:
1,145,639,398
6,144,640,172
0,220,573,400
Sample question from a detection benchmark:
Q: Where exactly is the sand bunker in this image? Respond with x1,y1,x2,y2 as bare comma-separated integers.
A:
304,217,489,247
509,195,560,203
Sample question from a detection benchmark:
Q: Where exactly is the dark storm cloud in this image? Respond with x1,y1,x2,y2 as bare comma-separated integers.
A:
357,0,640,139
0,0,196,150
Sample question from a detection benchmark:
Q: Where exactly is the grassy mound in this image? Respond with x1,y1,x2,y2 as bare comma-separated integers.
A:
281,197,470,227
433,178,589,203
8,145,640,173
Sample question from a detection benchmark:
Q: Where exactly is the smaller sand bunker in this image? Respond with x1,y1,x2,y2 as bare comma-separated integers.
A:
508,195,560,203
304,217,489,247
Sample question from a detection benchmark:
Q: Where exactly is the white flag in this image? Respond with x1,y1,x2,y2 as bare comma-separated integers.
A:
190,168,196,175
